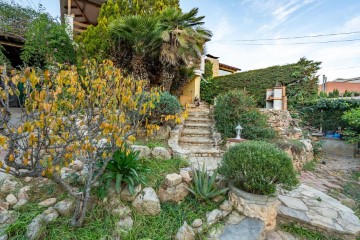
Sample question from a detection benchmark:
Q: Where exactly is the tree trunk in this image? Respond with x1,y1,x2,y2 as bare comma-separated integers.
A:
160,66,175,92
131,56,150,91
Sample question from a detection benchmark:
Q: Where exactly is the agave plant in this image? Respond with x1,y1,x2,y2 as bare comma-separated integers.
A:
98,145,149,199
188,163,228,202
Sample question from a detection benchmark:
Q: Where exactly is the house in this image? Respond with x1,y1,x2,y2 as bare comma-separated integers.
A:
319,77,360,95
206,54,241,77
59,1,241,105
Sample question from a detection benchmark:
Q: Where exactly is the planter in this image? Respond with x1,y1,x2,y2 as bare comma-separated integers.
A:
228,182,280,231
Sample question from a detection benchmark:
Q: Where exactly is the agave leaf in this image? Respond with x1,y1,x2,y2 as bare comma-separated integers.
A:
115,173,123,193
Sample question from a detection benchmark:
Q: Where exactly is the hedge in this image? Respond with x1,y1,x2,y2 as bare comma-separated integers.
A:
201,57,321,109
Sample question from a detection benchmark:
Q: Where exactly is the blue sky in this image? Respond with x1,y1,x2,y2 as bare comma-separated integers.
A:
10,0,360,81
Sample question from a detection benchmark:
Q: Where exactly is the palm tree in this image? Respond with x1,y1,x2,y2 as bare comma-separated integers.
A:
109,15,162,88
158,8,212,91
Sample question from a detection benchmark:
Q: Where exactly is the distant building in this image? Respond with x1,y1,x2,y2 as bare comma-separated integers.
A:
319,77,360,95
206,54,241,76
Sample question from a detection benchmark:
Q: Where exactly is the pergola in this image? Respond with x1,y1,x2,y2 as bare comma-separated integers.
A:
59,0,106,33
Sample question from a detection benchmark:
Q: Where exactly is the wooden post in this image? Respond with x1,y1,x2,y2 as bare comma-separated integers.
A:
3,63,9,109
68,0,72,15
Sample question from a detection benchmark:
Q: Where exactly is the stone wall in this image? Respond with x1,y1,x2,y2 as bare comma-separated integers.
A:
260,109,314,171
260,109,302,140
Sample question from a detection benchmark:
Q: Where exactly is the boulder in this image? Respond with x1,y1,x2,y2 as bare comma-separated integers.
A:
165,173,182,187
180,170,192,183
192,219,203,228
54,200,74,216
116,216,134,231
206,209,223,226
5,194,17,206
152,147,171,160
158,182,189,203
0,179,21,194
111,205,131,218
0,202,10,211
120,185,142,202
41,207,59,223
60,167,80,184
0,210,17,228
38,198,57,207
17,186,30,200
24,177,33,183
131,145,151,159
132,187,161,216
26,216,43,240
13,199,28,210
70,160,84,171
175,221,195,240
219,200,233,212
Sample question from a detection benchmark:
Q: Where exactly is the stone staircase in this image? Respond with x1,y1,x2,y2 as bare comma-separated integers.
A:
178,103,222,171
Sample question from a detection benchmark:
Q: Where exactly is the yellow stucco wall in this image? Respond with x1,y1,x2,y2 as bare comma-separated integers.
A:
181,75,201,105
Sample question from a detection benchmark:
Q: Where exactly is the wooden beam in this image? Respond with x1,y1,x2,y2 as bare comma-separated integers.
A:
0,40,23,48
67,0,72,15
64,6,77,9
74,28,85,33
74,0,90,23
73,21,90,28
74,0,101,8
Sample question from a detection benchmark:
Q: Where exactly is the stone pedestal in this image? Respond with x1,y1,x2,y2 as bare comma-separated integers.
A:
228,183,280,231
226,138,246,149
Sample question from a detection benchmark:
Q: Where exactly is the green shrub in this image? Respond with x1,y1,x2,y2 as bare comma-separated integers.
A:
220,141,298,195
342,107,360,143
275,139,305,155
188,163,228,202
98,145,149,198
201,58,320,108
21,14,76,68
154,92,181,115
214,90,276,140
300,98,360,132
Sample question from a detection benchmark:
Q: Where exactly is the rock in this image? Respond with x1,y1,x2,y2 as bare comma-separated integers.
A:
0,210,17,227
192,219,203,228
38,198,57,207
152,147,171,160
165,173,183,187
120,185,142,202
158,182,189,203
41,207,59,223
116,216,133,231
132,187,161,216
220,200,233,212
206,209,223,226
180,170,192,183
208,224,225,240
5,194,17,205
70,160,84,171
175,221,195,240
54,200,74,216
0,179,21,194
112,205,131,218
226,211,245,225
219,218,265,240
24,177,33,183
278,195,308,211
0,202,10,211
131,145,151,159
13,199,28,210
212,195,226,203
0,234,7,240
60,167,79,184
26,216,43,240
17,186,30,200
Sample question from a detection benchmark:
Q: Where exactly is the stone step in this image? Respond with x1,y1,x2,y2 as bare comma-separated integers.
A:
182,128,212,137
179,136,214,145
188,111,211,117
184,122,212,129
189,156,222,171
185,118,213,124
219,218,265,240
